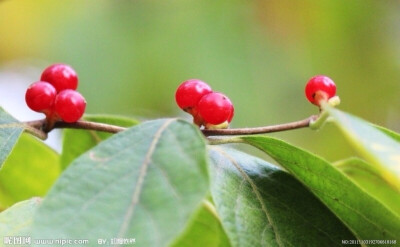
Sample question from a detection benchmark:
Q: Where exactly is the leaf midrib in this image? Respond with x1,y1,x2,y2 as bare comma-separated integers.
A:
116,119,175,238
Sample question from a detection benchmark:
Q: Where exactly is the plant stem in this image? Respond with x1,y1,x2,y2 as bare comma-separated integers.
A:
202,115,318,136
54,121,126,133
23,115,319,140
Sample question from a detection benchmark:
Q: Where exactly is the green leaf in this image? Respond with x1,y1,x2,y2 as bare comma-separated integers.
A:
208,147,358,247
334,158,400,217
241,136,400,243
373,124,400,143
60,114,138,169
0,197,41,237
0,108,24,169
172,200,231,247
0,134,60,210
32,119,208,247
326,107,400,191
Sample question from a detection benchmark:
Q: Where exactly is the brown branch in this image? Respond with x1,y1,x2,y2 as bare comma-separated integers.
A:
23,115,318,140
54,121,126,133
23,119,126,139
202,115,318,136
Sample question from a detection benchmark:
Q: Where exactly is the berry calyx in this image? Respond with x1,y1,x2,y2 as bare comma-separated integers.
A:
205,121,230,130
54,89,86,123
25,81,57,112
175,79,212,113
197,92,234,125
305,75,336,106
41,64,78,92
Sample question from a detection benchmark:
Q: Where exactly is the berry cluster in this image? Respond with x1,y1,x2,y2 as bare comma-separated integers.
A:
25,64,86,124
175,79,234,129
305,75,337,107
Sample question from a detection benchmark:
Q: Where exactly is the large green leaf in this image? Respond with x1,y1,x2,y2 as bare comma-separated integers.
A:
334,158,400,217
0,197,41,237
208,147,358,247
326,107,400,191
0,108,24,169
61,114,138,169
241,136,400,243
32,119,208,246
0,134,60,209
172,200,231,247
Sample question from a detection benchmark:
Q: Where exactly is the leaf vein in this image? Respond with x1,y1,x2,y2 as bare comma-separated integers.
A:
116,119,175,238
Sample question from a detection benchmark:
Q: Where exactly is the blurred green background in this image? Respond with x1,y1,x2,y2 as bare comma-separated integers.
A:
1,0,399,162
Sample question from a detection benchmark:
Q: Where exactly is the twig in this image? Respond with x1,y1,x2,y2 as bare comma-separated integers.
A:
202,115,318,136
22,115,318,140
54,121,126,133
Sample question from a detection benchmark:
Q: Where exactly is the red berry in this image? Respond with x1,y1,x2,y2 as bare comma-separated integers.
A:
227,104,234,122
54,90,86,123
197,92,234,125
305,75,336,105
41,64,78,92
175,79,212,111
25,81,57,112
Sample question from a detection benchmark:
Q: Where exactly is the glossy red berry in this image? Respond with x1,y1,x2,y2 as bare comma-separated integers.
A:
41,64,78,92
197,92,234,125
305,75,336,105
54,89,86,123
25,81,57,112
175,79,212,111
227,104,234,123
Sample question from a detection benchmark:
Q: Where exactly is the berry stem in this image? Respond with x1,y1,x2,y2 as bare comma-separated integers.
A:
23,115,319,139
309,110,329,130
